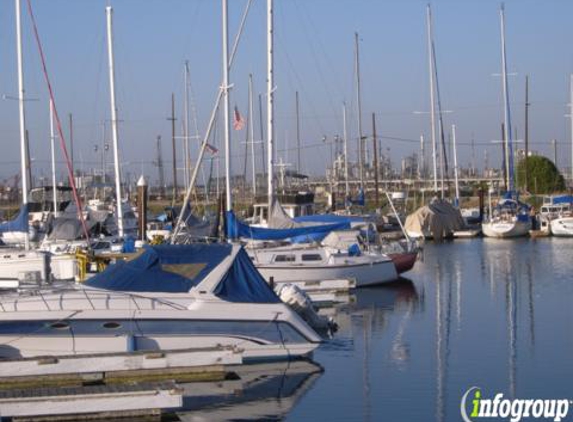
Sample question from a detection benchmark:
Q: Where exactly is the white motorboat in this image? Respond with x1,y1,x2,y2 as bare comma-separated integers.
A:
0,243,320,362
550,214,573,237
541,196,573,237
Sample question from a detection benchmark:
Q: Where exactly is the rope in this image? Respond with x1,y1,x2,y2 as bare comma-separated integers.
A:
25,0,91,247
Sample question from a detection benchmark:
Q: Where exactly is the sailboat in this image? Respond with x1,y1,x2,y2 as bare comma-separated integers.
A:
0,0,76,287
482,5,531,238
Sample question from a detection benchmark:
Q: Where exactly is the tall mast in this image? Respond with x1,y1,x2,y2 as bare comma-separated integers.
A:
15,0,30,250
296,91,301,174
49,99,58,217
105,5,124,237
222,0,232,215
500,4,514,192
452,124,460,207
372,113,379,207
267,0,275,208
354,32,364,187
524,75,529,192
426,4,438,193
249,74,256,198
343,102,350,200
570,74,573,185
170,93,177,201
183,61,191,191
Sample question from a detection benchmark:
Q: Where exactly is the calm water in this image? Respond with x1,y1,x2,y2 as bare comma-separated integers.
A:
178,238,573,421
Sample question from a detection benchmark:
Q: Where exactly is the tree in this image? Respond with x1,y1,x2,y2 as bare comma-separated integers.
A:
515,155,565,193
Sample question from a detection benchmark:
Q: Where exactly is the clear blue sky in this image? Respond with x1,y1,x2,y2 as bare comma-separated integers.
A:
0,0,572,186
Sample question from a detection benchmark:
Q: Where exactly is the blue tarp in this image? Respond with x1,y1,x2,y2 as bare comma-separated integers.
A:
293,214,369,224
0,204,29,234
226,210,350,241
551,195,573,205
85,243,280,303
214,248,280,303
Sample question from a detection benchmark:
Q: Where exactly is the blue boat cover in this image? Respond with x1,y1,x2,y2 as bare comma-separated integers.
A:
551,195,573,205
293,214,369,224
86,243,280,303
226,210,350,241
0,204,29,234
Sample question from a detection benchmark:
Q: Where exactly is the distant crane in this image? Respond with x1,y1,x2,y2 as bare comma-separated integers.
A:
154,135,166,198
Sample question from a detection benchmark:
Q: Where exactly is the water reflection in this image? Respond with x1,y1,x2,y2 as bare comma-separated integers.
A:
177,360,322,421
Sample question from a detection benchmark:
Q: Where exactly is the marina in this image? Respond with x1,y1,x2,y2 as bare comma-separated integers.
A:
0,0,572,420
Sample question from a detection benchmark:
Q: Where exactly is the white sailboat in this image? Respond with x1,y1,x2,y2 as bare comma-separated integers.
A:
482,5,531,239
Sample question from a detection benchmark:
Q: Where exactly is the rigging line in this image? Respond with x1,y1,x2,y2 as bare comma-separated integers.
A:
25,0,91,246
292,0,343,119
274,32,327,137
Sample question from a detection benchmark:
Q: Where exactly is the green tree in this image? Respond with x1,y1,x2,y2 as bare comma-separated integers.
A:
515,155,565,193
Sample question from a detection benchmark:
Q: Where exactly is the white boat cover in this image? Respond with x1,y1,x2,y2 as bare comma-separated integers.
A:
404,198,465,240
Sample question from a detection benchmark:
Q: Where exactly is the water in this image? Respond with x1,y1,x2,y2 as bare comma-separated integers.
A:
177,238,573,421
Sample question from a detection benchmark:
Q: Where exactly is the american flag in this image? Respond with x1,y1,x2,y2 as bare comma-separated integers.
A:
233,106,245,131
205,143,218,155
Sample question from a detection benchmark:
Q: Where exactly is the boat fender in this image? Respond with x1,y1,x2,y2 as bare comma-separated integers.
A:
348,243,361,257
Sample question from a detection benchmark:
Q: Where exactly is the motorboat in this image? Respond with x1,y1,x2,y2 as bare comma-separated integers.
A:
0,243,321,362
541,195,573,237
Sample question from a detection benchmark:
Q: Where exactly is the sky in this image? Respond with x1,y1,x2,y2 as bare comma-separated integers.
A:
0,0,572,187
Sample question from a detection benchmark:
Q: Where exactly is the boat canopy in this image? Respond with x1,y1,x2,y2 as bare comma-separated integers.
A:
0,204,29,234
85,243,280,303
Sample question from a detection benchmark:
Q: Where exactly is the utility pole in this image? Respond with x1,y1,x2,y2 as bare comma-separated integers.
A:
524,75,530,192
156,135,166,198
372,113,379,207
168,93,178,201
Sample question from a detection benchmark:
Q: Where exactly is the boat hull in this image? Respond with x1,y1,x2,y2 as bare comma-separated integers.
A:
482,220,531,238
256,259,399,287
387,252,417,274
550,217,573,237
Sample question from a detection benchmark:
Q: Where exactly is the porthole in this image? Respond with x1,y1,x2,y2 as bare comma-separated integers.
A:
102,321,122,329
49,321,70,330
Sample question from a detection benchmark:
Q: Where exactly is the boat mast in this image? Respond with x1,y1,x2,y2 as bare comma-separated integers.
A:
184,61,191,191
105,5,124,238
267,0,275,209
452,124,460,207
222,0,233,216
15,0,30,250
343,102,350,201
49,99,58,217
354,32,364,188
426,4,438,194
248,74,257,198
570,74,573,185
500,4,514,193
